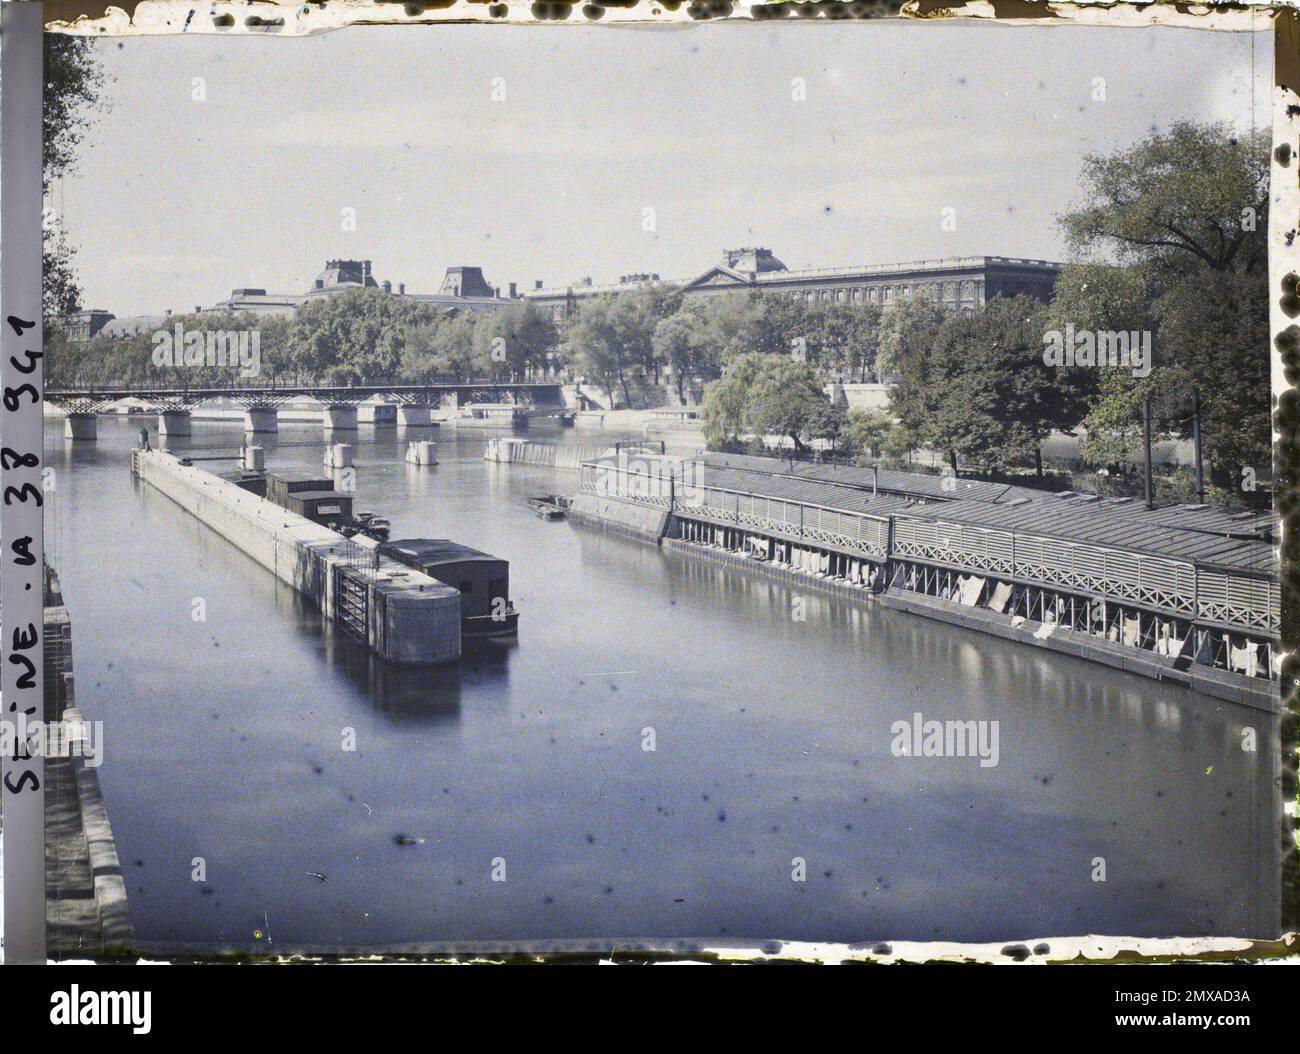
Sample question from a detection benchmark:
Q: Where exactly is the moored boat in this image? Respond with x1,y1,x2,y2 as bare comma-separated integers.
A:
528,495,570,520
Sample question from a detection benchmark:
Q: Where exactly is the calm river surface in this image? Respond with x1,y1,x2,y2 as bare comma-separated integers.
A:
44,416,1281,948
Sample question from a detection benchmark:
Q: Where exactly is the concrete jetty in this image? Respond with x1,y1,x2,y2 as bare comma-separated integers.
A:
132,449,461,664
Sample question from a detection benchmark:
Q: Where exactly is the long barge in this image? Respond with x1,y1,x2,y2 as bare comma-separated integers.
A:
569,451,1280,711
131,448,462,664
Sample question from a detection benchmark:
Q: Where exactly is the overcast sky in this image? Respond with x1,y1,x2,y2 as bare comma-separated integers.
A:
58,20,1271,317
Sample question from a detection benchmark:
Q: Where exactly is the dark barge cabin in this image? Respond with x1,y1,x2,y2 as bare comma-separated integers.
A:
379,538,519,638
265,474,354,529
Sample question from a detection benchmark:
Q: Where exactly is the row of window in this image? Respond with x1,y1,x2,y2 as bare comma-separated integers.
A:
546,278,987,319
791,280,982,305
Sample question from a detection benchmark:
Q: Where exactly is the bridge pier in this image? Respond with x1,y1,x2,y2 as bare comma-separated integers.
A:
158,409,192,437
397,405,432,428
323,405,358,431
405,440,438,466
243,407,278,433
358,403,397,425
324,442,353,470
63,412,97,441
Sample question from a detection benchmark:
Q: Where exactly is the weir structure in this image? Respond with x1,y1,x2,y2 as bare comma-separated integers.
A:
570,452,1280,710
131,448,461,664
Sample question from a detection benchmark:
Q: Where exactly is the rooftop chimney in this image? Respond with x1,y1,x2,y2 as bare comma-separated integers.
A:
382,279,392,294
509,282,517,299
399,282,405,295
534,280,543,290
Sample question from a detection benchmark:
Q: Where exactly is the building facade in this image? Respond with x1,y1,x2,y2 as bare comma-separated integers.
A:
61,308,116,342
68,250,1062,341
64,259,515,340
524,247,1062,321
207,259,513,319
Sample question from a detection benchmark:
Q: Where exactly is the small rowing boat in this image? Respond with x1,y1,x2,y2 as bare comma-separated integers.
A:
527,495,569,520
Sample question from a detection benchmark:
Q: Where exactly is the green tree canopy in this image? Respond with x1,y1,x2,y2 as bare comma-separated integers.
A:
1062,120,1268,277
702,352,832,455
288,288,444,385
560,295,635,406
472,300,559,381
652,310,716,400
877,297,948,381
1057,120,1270,499
44,35,106,323
893,296,1084,474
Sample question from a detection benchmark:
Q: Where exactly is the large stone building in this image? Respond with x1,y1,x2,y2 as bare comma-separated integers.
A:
524,247,1062,321
67,250,1063,342
62,258,514,341
207,259,513,318
60,308,116,342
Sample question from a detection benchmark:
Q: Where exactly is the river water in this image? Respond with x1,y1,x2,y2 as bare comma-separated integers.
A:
43,415,1281,949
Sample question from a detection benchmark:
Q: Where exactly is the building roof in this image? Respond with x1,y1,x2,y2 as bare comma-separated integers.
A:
439,266,496,298
100,314,170,339
589,454,912,519
691,464,914,518
700,452,1044,504
527,253,1063,300
282,489,351,502
595,452,1277,577
749,255,1062,284
381,538,505,565
906,494,1277,576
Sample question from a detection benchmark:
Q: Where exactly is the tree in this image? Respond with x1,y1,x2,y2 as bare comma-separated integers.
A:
702,352,764,449
43,35,106,324
819,300,882,382
1077,369,1157,469
1155,269,1271,490
472,300,558,382
1046,260,1157,337
1062,120,1268,277
626,283,685,382
701,352,832,455
877,297,948,382
288,288,443,384
1058,121,1270,498
432,314,478,380
652,310,716,401
691,290,806,364
561,295,634,407
804,401,847,454
745,356,834,455
840,408,897,463
892,296,1085,474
